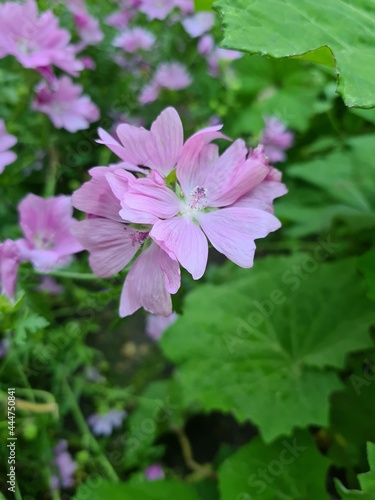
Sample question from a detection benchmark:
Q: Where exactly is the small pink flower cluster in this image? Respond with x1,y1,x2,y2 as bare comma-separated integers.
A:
71,108,287,317
0,119,17,174
0,0,100,132
0,195,82,300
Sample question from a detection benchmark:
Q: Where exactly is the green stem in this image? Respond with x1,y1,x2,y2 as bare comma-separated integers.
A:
44,144,59,197
15,479,23,500
36,270,103,281
63,380,119,483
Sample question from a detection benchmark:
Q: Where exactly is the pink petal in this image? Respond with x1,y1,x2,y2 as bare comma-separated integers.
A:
96,128,128,162
232,181,288,213
119,242,180,317
124,177,181,219
146,107,184,177
150,216,208,280
116,123,152,166
197,207,281,268
70,219,142,278
72,169,123,222
177,125,229,195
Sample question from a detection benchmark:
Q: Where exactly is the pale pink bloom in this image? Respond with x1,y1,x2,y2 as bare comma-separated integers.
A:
16,194,83,272
0,239,20,300
139,0,176,20
87,409,126,436
139,80,161,105
107,108,286,279
154,62,192,90
174,0,194,13
66,0,104,47
146,312,178,340
182,12,214,38
80,55,96,70
37,277,64,295
113,27,155,53
260,116,294,163
0,119,17,174
207,47,242,76
71,167,181,317
105,9,132,30
32,76,99,133
197,34,214,56
145,463,165,480
0,0,83,75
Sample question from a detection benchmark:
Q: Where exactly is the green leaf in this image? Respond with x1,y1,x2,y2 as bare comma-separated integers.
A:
214,0,375,108
124,379,184,468
161,256,375,442
74,479,200,500
280,135,375,236
358,248,375,300
219,431,330,499
194,0,213,10
335,443,375,498
13,313,49,344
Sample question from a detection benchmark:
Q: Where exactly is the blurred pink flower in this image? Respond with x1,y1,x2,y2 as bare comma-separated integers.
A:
260,116,294,163
71,166,181,317
50,440,77,490
139,80,161,105
197,34,214,56
0,119,17,174
154,62,192,90
32,76,100,133
113,27,155,53
16,194,83,272
145,463,165,480
67,0,104,47
182,12,214,38
174,0,194,13
0,0,83,75
37,276,64,295
139,0,176,20
80,55,96,70
0,239,20,300
87,409,127,436
146,312,178,340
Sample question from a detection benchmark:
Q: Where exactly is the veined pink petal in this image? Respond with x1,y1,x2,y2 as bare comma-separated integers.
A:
232,180,288,213
72,168,125,221
116,123,152,166
124,177,181,219
97,128,129,162
177,125,229,195
70,219,143,278
146,107,184,177
150,216,208,280
196,207,281,268
119,242,180,317
208,143,270,207
0,239,20,299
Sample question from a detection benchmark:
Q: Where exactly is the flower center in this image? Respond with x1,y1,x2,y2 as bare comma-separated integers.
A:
188,186,207,211
130,230,149,247
34,232,55,250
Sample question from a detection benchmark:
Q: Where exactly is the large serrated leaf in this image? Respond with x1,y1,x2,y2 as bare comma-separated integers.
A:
214,0,375,108
219,431,330,499
161,256,375,442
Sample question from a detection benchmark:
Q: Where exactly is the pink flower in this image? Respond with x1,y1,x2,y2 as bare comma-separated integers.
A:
139,80,161,105
32,76,100,133
0,0,83,76
154,62,192,90
145,463,165,480
113,27,155,53
139,0,176,20
66,0,104,47
71,167,181,317
16,194,83,272
174,0,194,13
146,312,178,340
260,116,294,163
0,239,20,300
0,119,17,174
182,12,214,38
37,277,64,295
106,108,287,280
197,34,214,56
